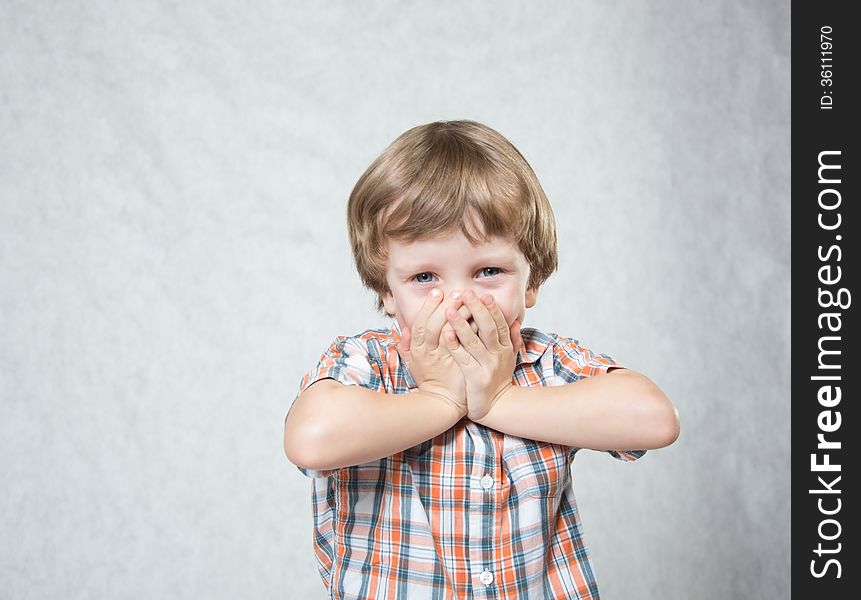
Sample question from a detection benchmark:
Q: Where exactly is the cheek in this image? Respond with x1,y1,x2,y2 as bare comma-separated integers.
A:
491,288,526,325
392,291,425,330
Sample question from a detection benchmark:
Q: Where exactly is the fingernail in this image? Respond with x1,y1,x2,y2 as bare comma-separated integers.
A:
450,291,461,300
463,291,475,302
430,288,442,298
447,307,458,318
482,294,493,305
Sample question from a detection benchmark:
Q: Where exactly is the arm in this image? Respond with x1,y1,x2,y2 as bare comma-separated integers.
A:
442,291,679,450
285,288,470,471
283,379,463,471
474,368,680,450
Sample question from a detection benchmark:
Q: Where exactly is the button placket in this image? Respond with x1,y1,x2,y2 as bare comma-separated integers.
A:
466,423,505,595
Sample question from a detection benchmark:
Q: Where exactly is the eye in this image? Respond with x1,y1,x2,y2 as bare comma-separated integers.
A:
413,272,435,284
478,267,502,277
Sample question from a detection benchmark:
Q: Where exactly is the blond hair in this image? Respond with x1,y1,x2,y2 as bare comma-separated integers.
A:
347,120,558,313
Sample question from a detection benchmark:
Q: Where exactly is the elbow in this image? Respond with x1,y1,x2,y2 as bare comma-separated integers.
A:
283,426,306,468
283,418,334,471
283,431,306,468
644,392,680,449
620,370,679,449
284,382,343,470
654,403,680,448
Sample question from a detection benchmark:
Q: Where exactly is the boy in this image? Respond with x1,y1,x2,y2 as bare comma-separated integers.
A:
284,120,679,599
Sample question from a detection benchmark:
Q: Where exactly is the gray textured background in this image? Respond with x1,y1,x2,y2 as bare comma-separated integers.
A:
1,1,790,598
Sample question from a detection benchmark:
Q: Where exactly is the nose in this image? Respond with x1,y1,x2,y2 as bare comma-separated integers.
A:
436,280,474,298
431,288,479,332
440,288,473,302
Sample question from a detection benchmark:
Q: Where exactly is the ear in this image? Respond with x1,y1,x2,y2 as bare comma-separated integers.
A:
525,287,538,308
382,290,397,316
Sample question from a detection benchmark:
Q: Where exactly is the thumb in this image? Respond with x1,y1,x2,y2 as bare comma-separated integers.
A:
398,326,412,362
510,320,523,357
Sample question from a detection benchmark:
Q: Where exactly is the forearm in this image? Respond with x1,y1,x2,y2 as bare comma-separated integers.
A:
475,369,680,450
284,379,464,471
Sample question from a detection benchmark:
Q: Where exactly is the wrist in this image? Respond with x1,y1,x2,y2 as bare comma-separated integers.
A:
416,386,467,420
472,382,518,423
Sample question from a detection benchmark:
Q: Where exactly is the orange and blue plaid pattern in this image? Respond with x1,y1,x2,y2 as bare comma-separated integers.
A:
292,322,645,599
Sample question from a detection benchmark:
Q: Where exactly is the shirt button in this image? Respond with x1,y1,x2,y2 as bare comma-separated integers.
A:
479,569,494,586
480,474,495,490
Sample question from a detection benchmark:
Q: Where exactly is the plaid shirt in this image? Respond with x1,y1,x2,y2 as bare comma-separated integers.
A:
291,321,645,599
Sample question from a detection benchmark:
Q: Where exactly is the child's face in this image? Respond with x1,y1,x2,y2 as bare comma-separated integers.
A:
382,230,537,332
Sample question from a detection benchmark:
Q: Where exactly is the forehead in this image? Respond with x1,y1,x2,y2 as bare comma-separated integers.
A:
386,231,524,270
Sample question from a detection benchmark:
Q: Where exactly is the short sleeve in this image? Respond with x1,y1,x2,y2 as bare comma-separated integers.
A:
288,335,384,478
298,335,385,395
551,335,621,381
551,335,646,462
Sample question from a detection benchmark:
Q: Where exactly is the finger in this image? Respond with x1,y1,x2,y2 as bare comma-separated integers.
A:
443,323,479,369
423,290,463,350
457,305,479,333
479,293,514,350
410,288,443,347
446,302,491,363
462,291,502,350
441,322,457,348
510,319,523,357
397,326,412,362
